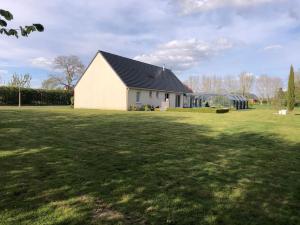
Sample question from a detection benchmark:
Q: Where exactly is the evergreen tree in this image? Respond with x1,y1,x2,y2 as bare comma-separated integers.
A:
287,65,295,111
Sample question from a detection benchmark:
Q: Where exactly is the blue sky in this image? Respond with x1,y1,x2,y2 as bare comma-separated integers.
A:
1,0,300,87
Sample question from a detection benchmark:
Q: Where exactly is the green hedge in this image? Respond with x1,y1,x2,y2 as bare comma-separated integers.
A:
167,107,229,113
0,86,73,105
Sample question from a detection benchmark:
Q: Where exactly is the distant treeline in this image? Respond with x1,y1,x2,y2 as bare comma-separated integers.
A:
0,86,73,105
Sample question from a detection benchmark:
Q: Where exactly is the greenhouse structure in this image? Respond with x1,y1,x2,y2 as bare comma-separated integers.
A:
185,93,249,110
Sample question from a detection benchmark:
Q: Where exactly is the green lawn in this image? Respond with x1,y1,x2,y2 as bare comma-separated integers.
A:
0,107,299,225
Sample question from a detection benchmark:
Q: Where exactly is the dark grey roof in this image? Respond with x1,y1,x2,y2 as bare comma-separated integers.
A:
231,92,259,100
100,51,191,93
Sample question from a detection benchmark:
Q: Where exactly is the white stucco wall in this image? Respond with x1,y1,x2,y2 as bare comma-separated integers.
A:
127,89,183,108
74,53,127,110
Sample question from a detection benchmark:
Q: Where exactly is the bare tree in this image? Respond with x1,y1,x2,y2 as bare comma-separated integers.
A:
42,55,85,90
256,75,268,104
185,73,254,95
205,75,239,94
186,74,239,94
8,73,31,107
256,75,283,104
211,75,224,94
184,75,201,92
239,72,255,96
185,75,216,93
199,75,213,92
223,75,239,94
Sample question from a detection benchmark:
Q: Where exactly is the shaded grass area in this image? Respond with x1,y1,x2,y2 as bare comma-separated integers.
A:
0,107,300,225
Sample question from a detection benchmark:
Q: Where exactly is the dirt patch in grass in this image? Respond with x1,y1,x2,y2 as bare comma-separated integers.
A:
92,199,147,225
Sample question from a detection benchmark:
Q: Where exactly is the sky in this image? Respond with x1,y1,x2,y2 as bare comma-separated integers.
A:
1,0,300,87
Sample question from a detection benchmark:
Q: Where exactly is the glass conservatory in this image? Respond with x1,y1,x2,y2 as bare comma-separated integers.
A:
185,93,249,109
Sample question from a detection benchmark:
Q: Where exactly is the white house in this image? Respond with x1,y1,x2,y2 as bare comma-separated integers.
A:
74,51,192,110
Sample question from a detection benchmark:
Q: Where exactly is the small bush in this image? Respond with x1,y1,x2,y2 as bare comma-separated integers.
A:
143,104,154,111
129,105,138,111
129,104,154,111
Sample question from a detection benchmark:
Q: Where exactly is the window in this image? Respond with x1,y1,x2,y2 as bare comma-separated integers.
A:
149,91,152,98
136,92,140,102
156,91,159,98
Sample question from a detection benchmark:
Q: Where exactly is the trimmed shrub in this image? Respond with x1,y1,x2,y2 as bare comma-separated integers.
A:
216,108,230,113
129,104,154,111
167,107,229,113
0,86,73,105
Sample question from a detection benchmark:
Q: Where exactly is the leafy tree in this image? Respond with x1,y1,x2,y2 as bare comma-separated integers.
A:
41,77,64,90
287,65,295,111
273,88,286,109
8,73,31,107
43,56,85,90
0,9,44,38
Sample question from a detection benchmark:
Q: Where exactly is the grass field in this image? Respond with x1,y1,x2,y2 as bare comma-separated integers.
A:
0,106,299,225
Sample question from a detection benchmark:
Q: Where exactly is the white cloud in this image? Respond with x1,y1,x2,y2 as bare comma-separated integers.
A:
0,0,299,83
30,57,53,69
134,38,232,71
177,0,275,14
263,44,283,51
0,70,8,75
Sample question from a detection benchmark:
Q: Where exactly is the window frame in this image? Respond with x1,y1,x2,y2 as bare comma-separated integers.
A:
136,91,141,103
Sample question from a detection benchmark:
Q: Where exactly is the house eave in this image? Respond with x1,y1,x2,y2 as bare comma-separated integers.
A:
127,86,191,94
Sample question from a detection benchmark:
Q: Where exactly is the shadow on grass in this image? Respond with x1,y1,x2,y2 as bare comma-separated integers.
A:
0,110,299,225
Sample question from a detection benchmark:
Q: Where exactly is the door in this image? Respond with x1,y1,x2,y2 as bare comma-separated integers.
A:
165,93,169,101
175,95,181,107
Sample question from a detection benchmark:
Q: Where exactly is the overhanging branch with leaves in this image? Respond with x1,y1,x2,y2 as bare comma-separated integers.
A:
0,9,44,38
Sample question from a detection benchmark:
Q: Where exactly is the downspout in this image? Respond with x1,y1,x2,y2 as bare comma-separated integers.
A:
126,87,129,111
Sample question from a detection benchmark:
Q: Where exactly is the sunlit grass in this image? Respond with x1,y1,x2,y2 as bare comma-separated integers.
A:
0,106,299,225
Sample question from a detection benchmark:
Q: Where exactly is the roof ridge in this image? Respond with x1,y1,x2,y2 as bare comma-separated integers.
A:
99,50,170,71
